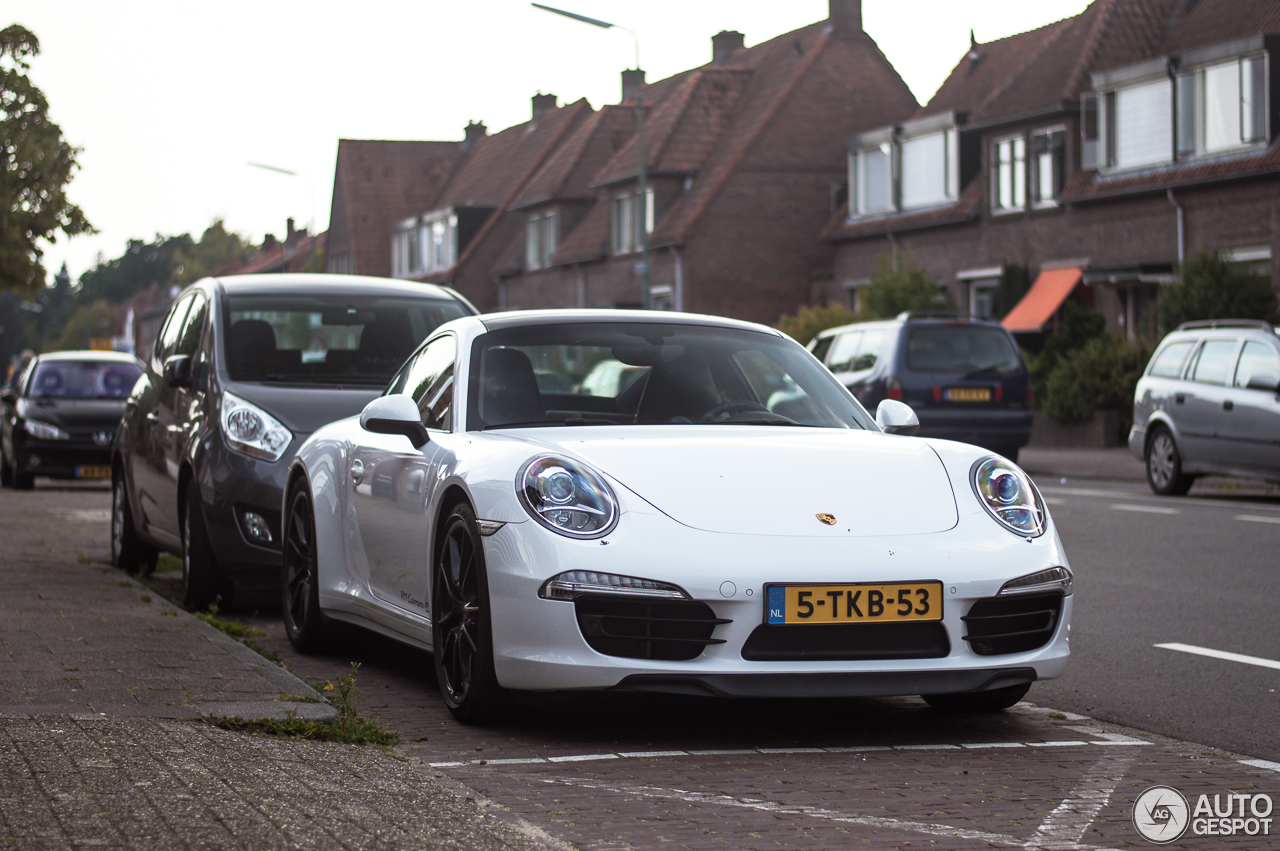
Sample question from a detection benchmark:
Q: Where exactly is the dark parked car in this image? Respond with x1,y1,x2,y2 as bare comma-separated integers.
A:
1,351,144,489
808,312,1032,460
111,274,475,609
1130,319,1280,495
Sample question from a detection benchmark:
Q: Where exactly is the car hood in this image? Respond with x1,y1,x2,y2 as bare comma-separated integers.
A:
524,426,958,537
18,398,127,430
225,382,383,435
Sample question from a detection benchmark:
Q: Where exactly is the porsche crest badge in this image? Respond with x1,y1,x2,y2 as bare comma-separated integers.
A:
815,513,837,525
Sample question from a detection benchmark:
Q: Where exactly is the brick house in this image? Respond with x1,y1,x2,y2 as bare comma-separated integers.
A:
323,0,919,324
822,0,1280,341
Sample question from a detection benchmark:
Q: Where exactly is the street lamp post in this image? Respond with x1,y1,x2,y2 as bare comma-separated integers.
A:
532,3,651,309
247,161,318,272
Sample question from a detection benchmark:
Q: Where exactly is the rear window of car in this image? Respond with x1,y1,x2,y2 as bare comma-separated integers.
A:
28,361,142,399
1147,341,1195,378
905,325,1020,374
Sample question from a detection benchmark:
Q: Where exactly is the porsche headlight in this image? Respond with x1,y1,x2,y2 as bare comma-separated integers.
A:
221,392,292,462
24,419,70,441
971,456,1046,537
517,455,618,539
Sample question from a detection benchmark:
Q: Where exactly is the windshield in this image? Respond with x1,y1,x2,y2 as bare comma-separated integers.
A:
905,324,1021,374
224,294,467,385
466,322,873,430
28,360,142,399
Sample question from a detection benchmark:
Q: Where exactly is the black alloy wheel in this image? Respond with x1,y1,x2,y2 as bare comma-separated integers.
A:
0,443,12,488
282,481,326,652
432,502,505,722
1145,427,1193,496
182,494,227,611
112,471,157,575
11,448,33,490
922,682,1031,711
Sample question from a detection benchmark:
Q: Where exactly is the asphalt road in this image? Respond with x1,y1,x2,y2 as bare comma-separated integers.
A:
1030,476,1280,761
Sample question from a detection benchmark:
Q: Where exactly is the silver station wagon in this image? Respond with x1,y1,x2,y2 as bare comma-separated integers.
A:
1130,320,1280,494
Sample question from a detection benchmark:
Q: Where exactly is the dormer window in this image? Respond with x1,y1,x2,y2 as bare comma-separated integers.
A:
991,135,1025,212
1175,55,1267,156
611,188,653,255
850,143,893,215
846,115,961,219
899,129,958,209
391,209,459,277
525,211,558,270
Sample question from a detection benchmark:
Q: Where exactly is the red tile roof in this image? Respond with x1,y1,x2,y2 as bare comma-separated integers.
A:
1061,141,1280,201
823,175,984,240
512,106,637,209
550,193,611,264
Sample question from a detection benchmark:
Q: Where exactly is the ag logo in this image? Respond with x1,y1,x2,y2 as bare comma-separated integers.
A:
1133,785,1190,843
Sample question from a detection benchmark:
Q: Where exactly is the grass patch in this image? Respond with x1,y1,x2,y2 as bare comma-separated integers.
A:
193,598,267,641
155,554,182,574
215,663,396,746
277,692,323,704
1048,712,1068,720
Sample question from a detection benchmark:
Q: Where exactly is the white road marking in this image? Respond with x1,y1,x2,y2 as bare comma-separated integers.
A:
1043,497,1067,505
1027,753,1134,847
1111,503,1180,514
426,737,1149,768
1237,514,1280,524
49,508,110,523
529,774,1128,851
1241,759,1280,773
1155,642,1280,671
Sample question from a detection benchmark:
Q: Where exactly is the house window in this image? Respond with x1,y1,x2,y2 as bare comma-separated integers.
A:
850,145,893,215
1110,79,1173,169
991,136,1025,212
391,211,457,277
900,130,956,210
391,227,420,277
1175,55,1267,156
525,211,558,270
1030,128,1065,205
611,189,652,255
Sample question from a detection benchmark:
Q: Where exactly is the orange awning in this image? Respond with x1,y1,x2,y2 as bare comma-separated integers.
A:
1001,267,1083,333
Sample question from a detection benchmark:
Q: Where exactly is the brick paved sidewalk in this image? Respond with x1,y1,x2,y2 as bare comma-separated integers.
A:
0,483,554,850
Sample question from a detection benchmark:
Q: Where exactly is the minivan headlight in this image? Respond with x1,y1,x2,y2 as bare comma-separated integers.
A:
971,456,1046,537
517,455,618,539
221,392,292,462
24,419,70,441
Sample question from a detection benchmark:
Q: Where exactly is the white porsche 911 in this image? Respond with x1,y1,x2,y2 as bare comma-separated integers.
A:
282,310,1071,720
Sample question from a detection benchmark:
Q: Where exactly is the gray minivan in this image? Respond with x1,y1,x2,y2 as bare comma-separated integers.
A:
1130,320,1280,494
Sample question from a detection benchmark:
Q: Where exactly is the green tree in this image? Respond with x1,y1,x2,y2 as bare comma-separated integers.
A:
77,233,191,306
994,263,1031,320
862,248,950,318
1041,335,1154,433
171,220,252,286
52,300,114,351
1024,299,1108,397
0,25,93,294
775,301,864,347
1156,250,1277,330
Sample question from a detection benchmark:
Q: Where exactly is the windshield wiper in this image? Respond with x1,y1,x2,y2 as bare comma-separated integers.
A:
716,418,814,427
563,417,618,426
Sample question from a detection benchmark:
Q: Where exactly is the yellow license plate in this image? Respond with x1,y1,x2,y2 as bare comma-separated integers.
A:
76,465,111,480
765,582,943,625
946,387,991,402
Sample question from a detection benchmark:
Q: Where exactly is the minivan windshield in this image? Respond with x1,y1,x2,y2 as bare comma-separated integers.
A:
224,294,467,384
906,324,1021,374
467,322,873,431
28,360,142,399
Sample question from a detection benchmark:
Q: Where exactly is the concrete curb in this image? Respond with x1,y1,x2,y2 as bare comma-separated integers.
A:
119,570,339,723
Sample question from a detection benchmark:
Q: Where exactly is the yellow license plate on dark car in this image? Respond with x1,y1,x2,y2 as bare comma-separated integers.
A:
946,387,991,402
765,582,943,625
76,465,111,480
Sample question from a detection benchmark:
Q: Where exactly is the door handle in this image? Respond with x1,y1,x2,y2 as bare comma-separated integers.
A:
1174,393,1185,404
1223,399,1234,411
351,458,365,485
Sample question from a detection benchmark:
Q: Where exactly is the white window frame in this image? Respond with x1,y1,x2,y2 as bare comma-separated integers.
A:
1174,53,1268,158
848,144,894,217
1029,125,1066,208
525,210,559,271
990,133,1026,214
899,128,958,211
611,189,653,256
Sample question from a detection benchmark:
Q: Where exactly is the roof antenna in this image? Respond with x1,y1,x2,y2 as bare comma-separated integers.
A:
968,29,980,62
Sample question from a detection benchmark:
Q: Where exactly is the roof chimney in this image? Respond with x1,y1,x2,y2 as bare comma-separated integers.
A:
621,68,645,103
286,217,296,240
532,92,558,121
463,120,488,150
712,30,745,64
828,0,862,33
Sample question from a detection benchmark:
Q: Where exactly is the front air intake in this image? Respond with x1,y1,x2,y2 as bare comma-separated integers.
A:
574,595,729,661
962,592,1062,656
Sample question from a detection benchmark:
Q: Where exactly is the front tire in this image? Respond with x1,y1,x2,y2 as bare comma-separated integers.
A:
0,443,12,487
182,493,227,611
432,502,506,722
11,450,33,490
1145,427,1193,496
282,480,327,653
112,471,157,575
922,683,1031,711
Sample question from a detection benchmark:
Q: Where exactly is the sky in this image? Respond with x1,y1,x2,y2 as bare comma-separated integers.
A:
12,0,1092,285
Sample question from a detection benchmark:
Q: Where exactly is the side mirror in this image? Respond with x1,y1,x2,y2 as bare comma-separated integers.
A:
876,398,920,436
1245,373,1280,392
1,391,15,406
360,394,429,449
163,355,193,388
